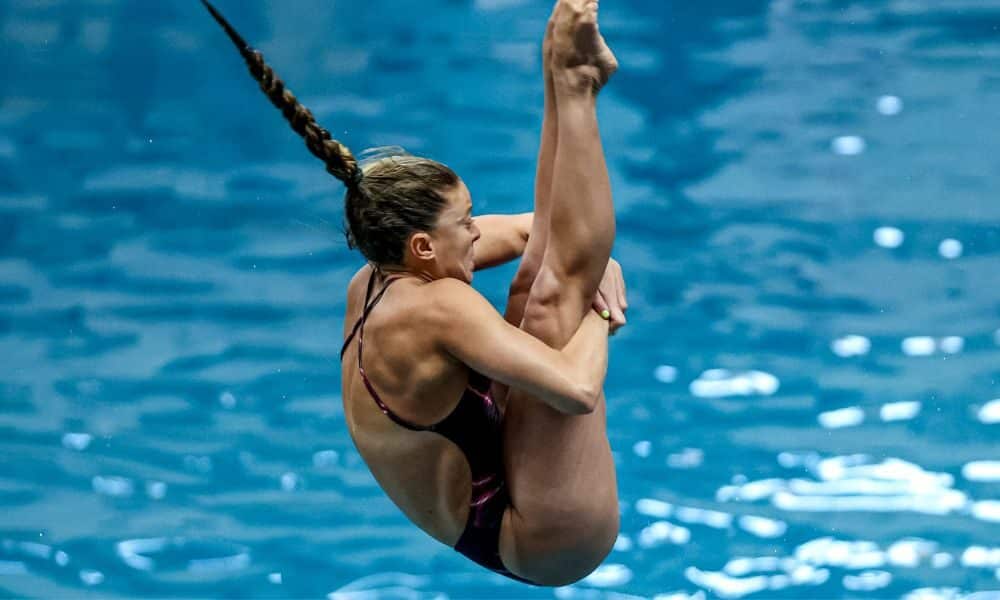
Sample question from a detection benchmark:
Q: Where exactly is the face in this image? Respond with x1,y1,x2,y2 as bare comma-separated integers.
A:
428,180,480,283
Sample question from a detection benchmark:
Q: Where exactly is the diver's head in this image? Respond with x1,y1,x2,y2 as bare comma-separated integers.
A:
347,152,479,282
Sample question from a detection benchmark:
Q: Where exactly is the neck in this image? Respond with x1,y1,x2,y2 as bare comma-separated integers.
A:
373,263,434,283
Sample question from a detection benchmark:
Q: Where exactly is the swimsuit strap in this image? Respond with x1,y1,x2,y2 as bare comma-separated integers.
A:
340,269,380,360
340,270,431,431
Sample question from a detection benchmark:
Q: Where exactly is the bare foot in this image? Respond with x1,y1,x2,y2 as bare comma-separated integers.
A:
550,0,618,95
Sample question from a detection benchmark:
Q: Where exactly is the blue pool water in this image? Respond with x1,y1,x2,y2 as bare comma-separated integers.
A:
1,0,999,597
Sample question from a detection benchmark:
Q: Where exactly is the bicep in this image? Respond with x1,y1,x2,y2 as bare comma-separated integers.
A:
432,282,582,411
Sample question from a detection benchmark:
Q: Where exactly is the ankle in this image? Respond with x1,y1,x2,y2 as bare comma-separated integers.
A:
552,69,603,101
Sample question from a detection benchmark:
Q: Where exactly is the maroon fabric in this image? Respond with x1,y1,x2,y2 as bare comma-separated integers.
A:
340,272,532,583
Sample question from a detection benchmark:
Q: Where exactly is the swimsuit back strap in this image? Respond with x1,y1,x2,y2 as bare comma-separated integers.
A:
340,269,390,360
339,270,431,432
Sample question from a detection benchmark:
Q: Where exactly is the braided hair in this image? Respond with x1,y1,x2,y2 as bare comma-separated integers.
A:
202,0,459,266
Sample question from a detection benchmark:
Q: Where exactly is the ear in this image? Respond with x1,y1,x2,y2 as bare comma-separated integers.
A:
408,231,436,262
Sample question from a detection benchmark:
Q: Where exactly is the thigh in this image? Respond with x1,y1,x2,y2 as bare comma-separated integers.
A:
498,266,618,584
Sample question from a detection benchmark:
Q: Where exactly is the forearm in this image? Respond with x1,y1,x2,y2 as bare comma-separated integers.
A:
473,212,533,271
560,310,610,414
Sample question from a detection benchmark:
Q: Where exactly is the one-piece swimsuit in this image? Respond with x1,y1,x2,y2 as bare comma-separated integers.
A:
340,271,532,583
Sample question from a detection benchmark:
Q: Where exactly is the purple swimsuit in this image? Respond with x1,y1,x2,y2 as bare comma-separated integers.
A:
340,272,531,583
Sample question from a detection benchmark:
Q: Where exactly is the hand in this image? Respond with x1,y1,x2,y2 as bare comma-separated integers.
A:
550,0,618,94
591,257,627,335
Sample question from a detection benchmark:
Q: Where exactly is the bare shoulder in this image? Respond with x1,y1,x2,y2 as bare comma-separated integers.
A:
347,264,375,296
423,278,496,328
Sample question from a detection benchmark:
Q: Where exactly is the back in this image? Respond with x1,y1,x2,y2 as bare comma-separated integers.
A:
340,265,477,545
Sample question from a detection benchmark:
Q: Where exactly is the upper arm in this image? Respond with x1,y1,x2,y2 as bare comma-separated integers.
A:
472,213,531,271
426,279,588,414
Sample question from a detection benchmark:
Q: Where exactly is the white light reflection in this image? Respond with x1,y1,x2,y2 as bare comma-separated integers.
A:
652,592,706,600
61,432,92,451
938,239,963,259
832,135,866,155
327,573,435,600
843,570,891,592
654,365,678,383
977,399,1000,424
686,564,828,599
723,556,781,577
667,448,704,469
831,334,871,357
674,506,732,529
115,538,251,574
796,537,887,570
218,391,236,408
877,95,903,115
874,226,904,248
146,481,167,500
719,455,972,517
939,336,964,354
737,515,787,539
689,369,779,398
902,589,964,600
880,401,921,422
684,567,769,599
92,476,134,498
962,461,1000,482
970,501,1000,523
887,539,938,567
312,449,339,468
633,440,652,458
581,564,632,587
818,406,864,429
960,546,1000,568
638,521,690,548
636,498,673,518
79,569,105,586
902,336,936,356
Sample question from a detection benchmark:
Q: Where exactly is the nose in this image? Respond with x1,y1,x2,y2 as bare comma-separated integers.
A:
472,221,481,242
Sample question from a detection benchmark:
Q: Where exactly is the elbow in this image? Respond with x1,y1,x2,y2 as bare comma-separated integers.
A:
567,383,599,416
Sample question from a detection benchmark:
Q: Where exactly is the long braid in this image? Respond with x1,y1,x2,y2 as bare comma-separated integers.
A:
201,0,362,185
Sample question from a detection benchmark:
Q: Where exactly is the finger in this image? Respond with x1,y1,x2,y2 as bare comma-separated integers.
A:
616,268,628,310
607,301,626,328
592,292,610,320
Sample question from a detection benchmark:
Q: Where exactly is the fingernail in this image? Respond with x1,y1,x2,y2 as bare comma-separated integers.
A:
600,310,610,320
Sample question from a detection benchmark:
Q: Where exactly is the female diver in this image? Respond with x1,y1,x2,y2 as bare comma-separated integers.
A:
202,0,624,586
